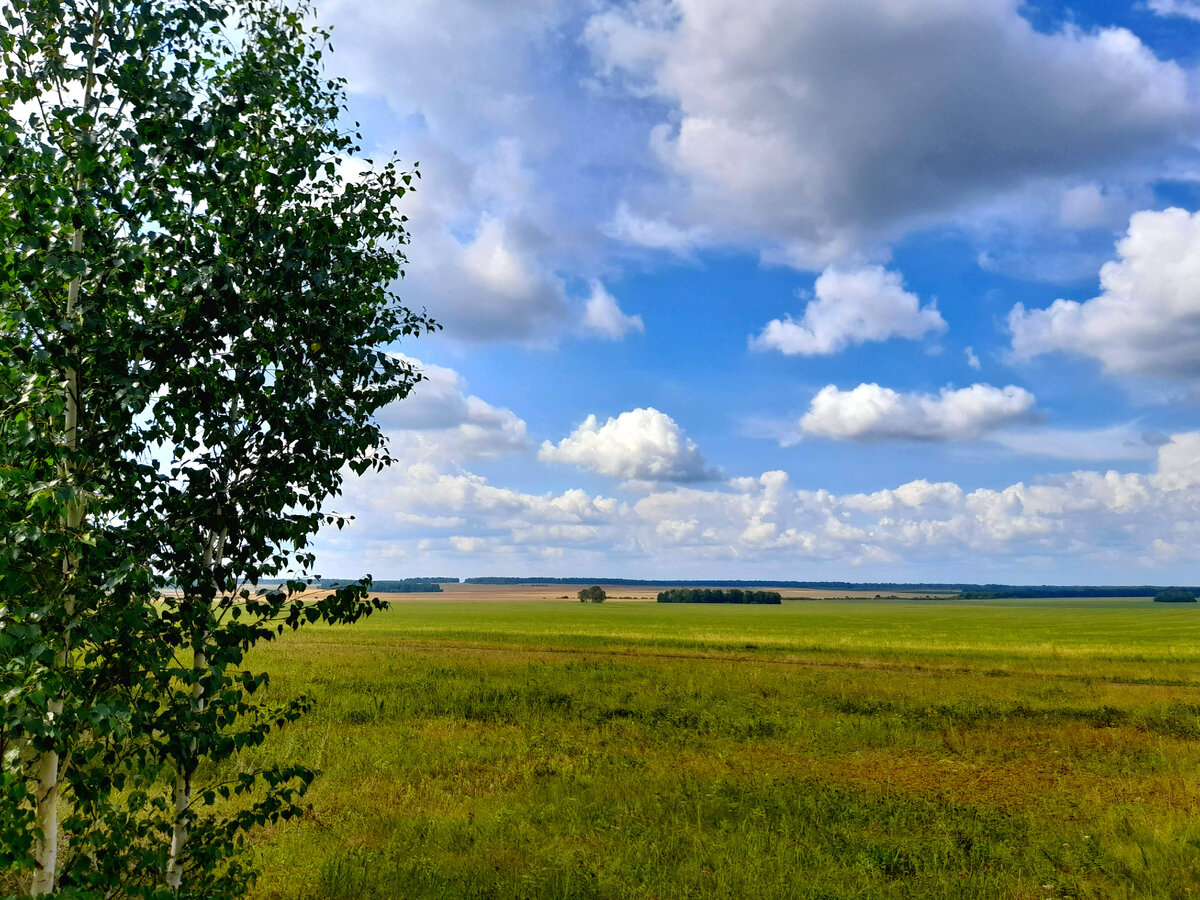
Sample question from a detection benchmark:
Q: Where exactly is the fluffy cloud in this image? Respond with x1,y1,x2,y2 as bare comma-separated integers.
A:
1009,208,1200,379
606,202,706,254
327,147,579,343
581,281,644,339
313,0,580,341
418,217,569,341
587,0,1195,262
1148,0,1200,21
319,432,1200,582
539,407,716,482
1156,432,1200,487
402,178,643,342
313,1,649,343
799,383,1036,442
751,266,945,355
361,464,619,527
370,142,643,344
636,432,1200,573
317,461,627,572
315,0,1200,332
392,143,575,342
315,0,574,150
376,357,528,461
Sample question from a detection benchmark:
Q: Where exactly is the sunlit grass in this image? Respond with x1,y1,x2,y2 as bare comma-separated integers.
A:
245,598,1200,899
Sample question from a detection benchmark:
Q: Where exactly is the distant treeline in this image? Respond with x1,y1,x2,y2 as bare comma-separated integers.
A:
366,581,444,593
182,578,452,594
273,578,449,593
465,577,964,588
657,589,782,605
258,580,453,588
463,577,1200,596
958,586,1196,599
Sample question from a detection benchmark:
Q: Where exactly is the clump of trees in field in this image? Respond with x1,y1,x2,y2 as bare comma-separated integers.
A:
657,589,782,604
373,582,443,593
578,586,607,603
316,580,444,593
1154,588,1198,603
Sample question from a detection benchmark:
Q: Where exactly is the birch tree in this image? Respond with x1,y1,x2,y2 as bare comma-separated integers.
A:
1,1,194,891
1,0,432,895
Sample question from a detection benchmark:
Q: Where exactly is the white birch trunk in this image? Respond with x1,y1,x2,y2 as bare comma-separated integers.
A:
28,15,105,889
165,529,224,891
29,226,84,896
164,644,204,891
28,748,60,896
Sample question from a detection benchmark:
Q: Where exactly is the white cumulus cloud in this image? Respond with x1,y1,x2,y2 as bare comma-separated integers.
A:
587,0,1195,262
316,433,1200,582
311,1,651,344
399,156,574,342
539,407,716,482
314,0,1200,330
377,356,528,461
800,383,1037,441
751,266,946,356
606,202,706,254
1009,208,1200,379
1148,0,1200,21
581,280,644,339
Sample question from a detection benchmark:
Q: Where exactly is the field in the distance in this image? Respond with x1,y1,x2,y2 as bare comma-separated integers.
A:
387,582,942,602
243,592,1200,899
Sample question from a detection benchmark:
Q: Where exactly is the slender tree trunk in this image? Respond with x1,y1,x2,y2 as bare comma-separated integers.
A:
28,13,104,888
29,748,60,897
164,644,203,892
165,529,225,891
29,227,84,896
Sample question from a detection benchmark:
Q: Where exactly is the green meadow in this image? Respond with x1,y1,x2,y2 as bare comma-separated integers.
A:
243,598,1200,899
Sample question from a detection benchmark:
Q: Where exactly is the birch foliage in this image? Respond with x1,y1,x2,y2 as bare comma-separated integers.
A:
0,1,432,895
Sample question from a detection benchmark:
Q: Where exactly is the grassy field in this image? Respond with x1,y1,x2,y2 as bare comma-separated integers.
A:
242,595,1200,899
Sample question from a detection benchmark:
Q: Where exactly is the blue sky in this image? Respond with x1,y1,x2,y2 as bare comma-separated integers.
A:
309,0,1200,583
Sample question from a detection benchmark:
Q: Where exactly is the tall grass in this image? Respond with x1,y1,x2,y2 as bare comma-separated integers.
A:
244,599,1200,899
